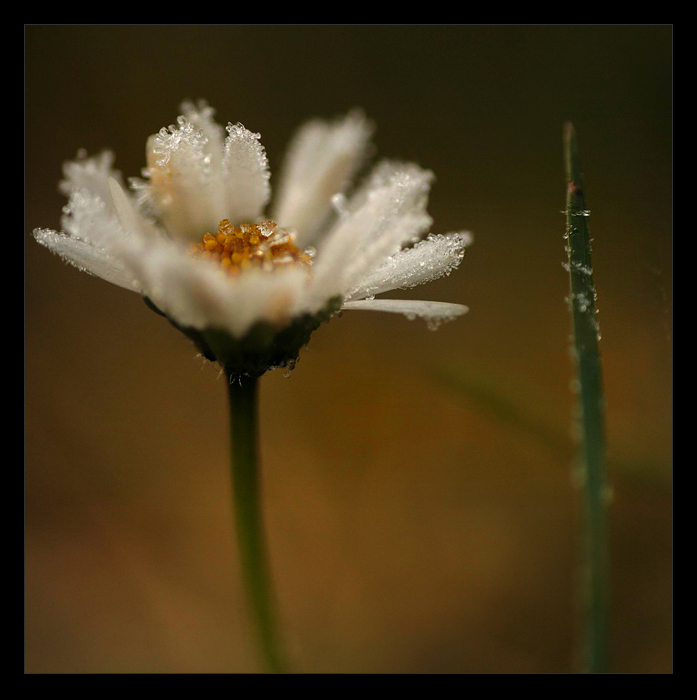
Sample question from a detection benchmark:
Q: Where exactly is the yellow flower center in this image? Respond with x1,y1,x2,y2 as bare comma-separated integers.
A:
189,219,314,274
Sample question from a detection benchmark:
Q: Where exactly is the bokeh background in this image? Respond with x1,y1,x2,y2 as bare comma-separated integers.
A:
25,25,672,673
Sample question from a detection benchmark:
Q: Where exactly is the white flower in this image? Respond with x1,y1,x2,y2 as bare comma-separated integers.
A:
33,101,471,372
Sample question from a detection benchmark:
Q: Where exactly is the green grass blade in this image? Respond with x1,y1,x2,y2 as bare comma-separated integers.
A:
564,123,609,673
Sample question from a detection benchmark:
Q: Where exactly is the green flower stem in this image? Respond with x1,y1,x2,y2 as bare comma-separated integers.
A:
226,374,286,673
564,123,609,673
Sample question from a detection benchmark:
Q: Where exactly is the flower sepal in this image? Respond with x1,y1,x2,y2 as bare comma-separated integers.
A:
143,294,342,378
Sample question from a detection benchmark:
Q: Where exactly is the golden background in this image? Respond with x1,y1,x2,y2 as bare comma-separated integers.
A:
25,25,672,673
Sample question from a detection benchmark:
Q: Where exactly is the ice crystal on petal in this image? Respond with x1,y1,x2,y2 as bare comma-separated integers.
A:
180,100,226,168
222,123,271,225
346,231,473,301
60,150,124,218
311,161,434,302
33,228,137,291
145,117,227,241
60,187,128,247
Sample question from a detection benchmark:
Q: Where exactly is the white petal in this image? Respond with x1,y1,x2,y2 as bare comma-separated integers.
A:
60,187,129,247
180,100,226,171
145,117,227,241
116,236,307,338
209,266,309,337
108,177,159,240
271,110,373,246
346,232,473,301
341,162,434,280
222,123,271,225
341,298,468,328
33,229,138,291
309,162,433,303
59,150,123,218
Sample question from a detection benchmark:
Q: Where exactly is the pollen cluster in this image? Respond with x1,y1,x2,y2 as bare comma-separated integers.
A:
189,219,314,274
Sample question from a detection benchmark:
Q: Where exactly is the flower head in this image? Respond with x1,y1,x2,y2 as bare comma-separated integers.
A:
34,101,472,376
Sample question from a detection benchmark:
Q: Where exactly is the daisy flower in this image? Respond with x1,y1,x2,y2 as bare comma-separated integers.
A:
33,101,471,377
32,101,473,673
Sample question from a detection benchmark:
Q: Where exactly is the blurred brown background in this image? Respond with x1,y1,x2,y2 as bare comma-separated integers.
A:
25,25,672,673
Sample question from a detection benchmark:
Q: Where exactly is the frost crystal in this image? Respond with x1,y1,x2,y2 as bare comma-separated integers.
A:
346,232,472,301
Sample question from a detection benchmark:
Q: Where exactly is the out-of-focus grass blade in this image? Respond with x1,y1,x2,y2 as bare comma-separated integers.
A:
431,362,668,492
564,122,609,674
431,364,572,459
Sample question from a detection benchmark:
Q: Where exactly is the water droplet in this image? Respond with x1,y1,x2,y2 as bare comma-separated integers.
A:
331,193,349,218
